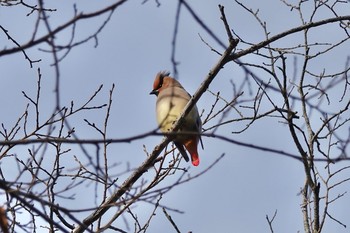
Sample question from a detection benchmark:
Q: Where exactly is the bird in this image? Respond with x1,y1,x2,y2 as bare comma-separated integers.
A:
150,71,203,166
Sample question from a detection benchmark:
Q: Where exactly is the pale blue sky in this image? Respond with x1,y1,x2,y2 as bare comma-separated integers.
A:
0,1,349,232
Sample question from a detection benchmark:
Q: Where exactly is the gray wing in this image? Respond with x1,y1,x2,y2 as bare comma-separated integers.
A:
174,142,190,162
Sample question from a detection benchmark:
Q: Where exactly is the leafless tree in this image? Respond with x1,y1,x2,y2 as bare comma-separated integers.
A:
0,0,349,232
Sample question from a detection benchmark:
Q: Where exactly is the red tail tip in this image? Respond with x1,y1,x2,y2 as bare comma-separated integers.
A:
192,158,200,166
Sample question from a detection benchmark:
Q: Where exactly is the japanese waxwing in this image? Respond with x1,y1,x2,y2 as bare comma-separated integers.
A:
150,71,203,166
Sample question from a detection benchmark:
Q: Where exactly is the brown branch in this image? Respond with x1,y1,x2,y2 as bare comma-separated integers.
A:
72,6,238,232
228,15,350,61
0,180,71,233
1,130,349,163
0,0,128,58
0,25,41,67
163,207,181,233
266,210,277,233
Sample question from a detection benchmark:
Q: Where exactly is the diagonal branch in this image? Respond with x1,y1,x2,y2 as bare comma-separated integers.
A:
72,6,238,233
0,0,128,57
228,15,350,61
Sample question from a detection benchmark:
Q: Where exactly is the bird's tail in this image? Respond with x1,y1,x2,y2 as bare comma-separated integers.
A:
184,139,200,166
190,152,200,166
174,142,189,162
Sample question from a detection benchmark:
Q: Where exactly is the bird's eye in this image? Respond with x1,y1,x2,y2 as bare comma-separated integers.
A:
157,76,164,89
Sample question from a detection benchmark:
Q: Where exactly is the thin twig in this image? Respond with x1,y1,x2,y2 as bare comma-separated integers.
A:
163,207,181,233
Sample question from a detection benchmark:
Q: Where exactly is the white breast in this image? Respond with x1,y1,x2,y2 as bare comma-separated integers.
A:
156,86,191,132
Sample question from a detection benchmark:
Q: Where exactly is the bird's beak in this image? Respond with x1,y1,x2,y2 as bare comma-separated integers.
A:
150,90,158,96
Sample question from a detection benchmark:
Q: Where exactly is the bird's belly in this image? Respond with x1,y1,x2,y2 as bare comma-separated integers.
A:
156,99,186,132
